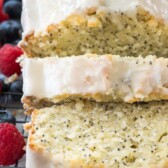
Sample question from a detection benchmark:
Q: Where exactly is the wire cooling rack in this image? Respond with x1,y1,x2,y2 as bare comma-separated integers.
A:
0,92,29,168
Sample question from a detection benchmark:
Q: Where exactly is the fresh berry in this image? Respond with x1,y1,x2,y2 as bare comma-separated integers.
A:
0,11,9,24
0,74,10,92
0,20,22,44
0,0,3,9
3,0,22,19
11,39,20,45
0,44,23,77
0,111,16,125
0,123,25,165
4,0,22,3
0,0,9,24
0,12,8,23
10,79,23,101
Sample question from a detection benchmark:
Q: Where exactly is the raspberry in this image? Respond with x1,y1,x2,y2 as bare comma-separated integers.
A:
0,123,25,166
0,11,9,23
0,0,3,10
0,44,23,77
0,0,9,23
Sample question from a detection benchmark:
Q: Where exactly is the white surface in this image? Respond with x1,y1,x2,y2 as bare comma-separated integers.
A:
26,145,68,168
22,54,168,102
21,0,168,35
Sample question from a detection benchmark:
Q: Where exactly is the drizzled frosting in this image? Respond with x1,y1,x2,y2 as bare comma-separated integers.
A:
22,54,168,103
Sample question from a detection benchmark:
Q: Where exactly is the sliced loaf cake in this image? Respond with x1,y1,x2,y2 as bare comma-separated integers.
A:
25,100,168,168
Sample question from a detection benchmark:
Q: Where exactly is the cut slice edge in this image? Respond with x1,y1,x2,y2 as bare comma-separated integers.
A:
25,100,168,168
22,54,168,111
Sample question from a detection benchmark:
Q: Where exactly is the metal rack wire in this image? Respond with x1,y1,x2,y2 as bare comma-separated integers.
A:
0,92,29,168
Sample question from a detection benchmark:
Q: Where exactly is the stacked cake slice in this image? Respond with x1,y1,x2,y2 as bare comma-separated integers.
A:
22,54,168,109
20,0,168,167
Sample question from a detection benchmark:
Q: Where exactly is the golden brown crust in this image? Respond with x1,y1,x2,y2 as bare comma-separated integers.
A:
22,90,168,112
162,161,168,168
24,123,32,132
28,109,42,152
150,161,168,168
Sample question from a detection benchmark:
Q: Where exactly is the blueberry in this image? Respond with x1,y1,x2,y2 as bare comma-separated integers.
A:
9,79,23,101
0,20,22,44
0,110,16,125
11,39,20,45
0,35,4,47
4,0,22,3
0,74,10,92
3,0,22,19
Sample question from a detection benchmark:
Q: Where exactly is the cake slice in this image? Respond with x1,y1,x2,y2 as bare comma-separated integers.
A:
25,100,168,168
22,54,168,110
20,0,168,58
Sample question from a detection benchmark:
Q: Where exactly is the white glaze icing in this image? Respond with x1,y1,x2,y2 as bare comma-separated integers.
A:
22,54,168,102
21,0,168,35
26,145,52,168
